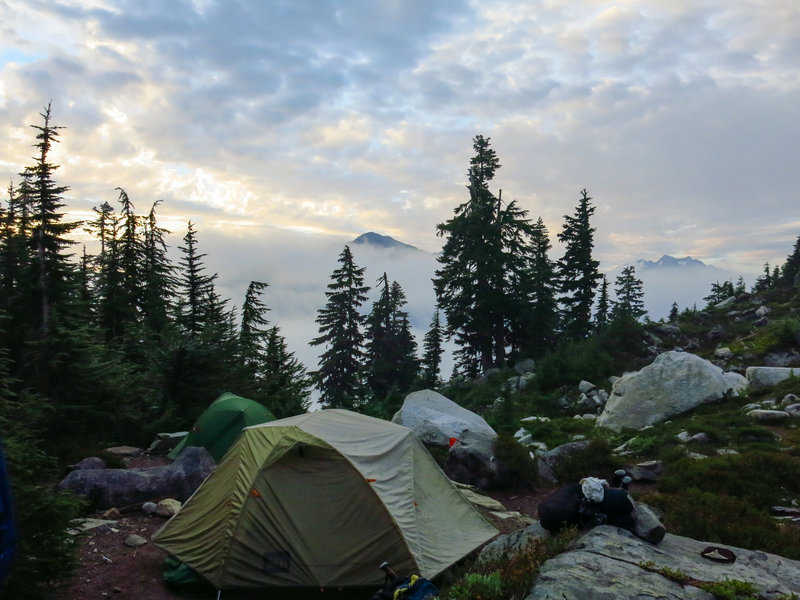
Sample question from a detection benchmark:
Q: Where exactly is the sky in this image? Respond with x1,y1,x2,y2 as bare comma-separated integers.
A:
1,0,799,374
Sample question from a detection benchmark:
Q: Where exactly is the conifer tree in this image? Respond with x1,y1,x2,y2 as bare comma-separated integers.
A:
668,301,680,322
176,221,226,337
420,309,444,388
594,274,610,331
514,216,558,357
556,189,601,339
388,280,419,395
434,135,534,373
261,325,311,418
239,280,270,375
611,265,646,322
139,201,175,336
782,234,800,287
25,103,79,335
753,262,772,292
311,245,370,409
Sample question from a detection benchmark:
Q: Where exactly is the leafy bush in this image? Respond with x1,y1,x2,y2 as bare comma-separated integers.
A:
445,572,503,600
493,434,538,490
697,578,759,600
519,417,597,450
440,526,578,600
657,451,800,510
643,490,800,559
552,439,624,483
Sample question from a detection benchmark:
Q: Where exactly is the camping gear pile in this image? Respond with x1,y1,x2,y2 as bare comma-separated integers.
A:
538,472,636,534
154,409,497,592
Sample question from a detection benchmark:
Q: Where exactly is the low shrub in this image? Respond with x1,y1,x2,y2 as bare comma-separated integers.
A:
697,578,759,600
643,490,800,559
440,526,578,600
493,434,538,490
552,439,624,483
658,451,800,510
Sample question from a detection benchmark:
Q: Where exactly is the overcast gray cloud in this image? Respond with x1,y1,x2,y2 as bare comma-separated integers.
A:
2,0,799,370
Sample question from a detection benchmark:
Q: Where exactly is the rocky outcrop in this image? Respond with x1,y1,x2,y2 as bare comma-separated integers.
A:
597,352,748,432
392,389,500,488
57,447,215,509
527,526,800,599
746,366,799,391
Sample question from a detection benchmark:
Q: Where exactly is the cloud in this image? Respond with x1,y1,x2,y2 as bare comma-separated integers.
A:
2,0,800,376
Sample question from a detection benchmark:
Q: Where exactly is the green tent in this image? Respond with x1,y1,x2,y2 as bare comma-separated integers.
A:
154,409,498,591
168,392,275,463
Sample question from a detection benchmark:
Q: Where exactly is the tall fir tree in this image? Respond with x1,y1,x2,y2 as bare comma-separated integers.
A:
139,201,175,337
25,103,79,336
513,216,558,357
610,265,647,322
556,189,601,340
261,325,311,418
420,309,444,388
311,245,370,410
434,135,534,373
594,274,610,331
239,280,271,376
176,221,226,337
668,301,680,322
782,234,800,287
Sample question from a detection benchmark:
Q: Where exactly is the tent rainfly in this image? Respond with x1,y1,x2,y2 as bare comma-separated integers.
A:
154,409,498,590
168,392,275,463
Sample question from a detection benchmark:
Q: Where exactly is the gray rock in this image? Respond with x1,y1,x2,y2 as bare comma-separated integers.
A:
754,316,769,327
578,380,596,394
147,431,188,454
392,389,502,489
598,352,747,432
747,409,791,422
123,534,148,548
526,526,800,600
632,502,666,545
744,367,800,391
103,446,143,458
536,441,591,484
479,522,549,562
765,351,800,367
628,461,662,483
785,404,800,417
756,305,771,317
141,501,157,515
70,457,107,471
782,394,799,406
67,518,118,535
514,358,536,375
714,347,733,359
655,323,681,336
715,296,737,308
716,448,739,456
57,447,216,509
155,498,182,517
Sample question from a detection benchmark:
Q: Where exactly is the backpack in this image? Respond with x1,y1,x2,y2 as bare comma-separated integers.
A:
370,574,439,600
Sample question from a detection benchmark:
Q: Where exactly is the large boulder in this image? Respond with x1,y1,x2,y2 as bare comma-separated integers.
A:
392,389,499,488
746,366,799,391
58,447,215,509
597,352,748,432
526,526,800,599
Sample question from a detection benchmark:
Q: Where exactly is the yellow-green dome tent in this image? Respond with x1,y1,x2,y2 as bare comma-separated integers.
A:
168,392,275,463
154,409,497,591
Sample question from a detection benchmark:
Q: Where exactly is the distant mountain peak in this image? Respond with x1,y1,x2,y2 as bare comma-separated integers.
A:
636,255,717,270
350,232,419,252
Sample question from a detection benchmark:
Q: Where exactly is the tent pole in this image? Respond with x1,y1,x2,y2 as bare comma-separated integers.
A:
216,590,221,600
